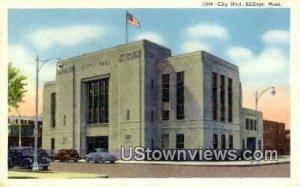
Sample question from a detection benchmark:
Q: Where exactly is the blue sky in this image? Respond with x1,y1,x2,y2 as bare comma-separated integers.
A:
8,8,291,126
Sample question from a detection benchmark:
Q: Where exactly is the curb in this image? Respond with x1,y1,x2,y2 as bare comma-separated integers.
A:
115,160,290,167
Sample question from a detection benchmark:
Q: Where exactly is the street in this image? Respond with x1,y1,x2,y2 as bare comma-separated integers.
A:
48,161,290,178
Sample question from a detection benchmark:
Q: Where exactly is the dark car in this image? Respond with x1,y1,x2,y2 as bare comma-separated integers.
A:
8,147,50,170
50,149,80,162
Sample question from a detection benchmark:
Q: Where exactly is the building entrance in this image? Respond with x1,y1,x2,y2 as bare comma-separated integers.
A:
247,137,256,151
86,136,108,153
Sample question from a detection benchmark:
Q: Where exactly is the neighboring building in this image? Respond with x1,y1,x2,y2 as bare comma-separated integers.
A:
8,116,43,148
42,40,263,157
241,108,263,151
263,120,289,155
283,129,290,155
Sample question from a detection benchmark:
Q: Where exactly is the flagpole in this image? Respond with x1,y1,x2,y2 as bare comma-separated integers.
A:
125,10,128,44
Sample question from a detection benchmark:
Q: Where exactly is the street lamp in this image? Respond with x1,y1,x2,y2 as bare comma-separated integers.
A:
18,111,21,147
255,86,276,156
32,55,60,171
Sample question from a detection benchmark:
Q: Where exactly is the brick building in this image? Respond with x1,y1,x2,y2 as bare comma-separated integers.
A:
263,120,289,155
8,116,43,148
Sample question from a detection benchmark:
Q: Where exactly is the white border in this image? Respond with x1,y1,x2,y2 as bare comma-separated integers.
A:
1,0,299,187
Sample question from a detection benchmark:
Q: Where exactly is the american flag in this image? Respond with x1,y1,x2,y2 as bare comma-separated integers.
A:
126,12,140,28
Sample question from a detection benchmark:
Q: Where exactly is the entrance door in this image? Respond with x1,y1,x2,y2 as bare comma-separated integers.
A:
247,137,256,151
86,136,108,153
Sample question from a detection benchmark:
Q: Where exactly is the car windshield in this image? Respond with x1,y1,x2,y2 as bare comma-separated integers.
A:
22,148,34,155
38,149,48,155
95,148,108,152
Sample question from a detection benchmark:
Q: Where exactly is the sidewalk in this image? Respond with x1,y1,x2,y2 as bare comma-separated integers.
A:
8,169,108,179
114,156,290,166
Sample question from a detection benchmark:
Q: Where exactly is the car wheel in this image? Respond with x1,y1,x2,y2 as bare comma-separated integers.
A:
74,160,78,162
51,158,55,162
43,166,48,170
86,158,90,163
110,160,115,164
23,160,31,169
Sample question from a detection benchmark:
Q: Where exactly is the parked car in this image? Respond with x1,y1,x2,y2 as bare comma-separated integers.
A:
50,149,80,162
84,148,117,163
8,147,50,170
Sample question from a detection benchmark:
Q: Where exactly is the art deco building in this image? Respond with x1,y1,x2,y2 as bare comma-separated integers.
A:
42,40,263,156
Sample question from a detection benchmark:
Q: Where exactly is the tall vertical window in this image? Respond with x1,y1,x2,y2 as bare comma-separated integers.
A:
51,138,55,152
220,75,225,121
162,110,169,121
87,78,109,124
229,135,233,149
246,119,249,130
161,134,169,149
151,110,154,122
254,120,257,130
221,135,226,149
50,92,56,128
228,78,233,122
176,72,184,119
213,134,218,149
176,134,184,149
212,72,218,120
162,74,170,102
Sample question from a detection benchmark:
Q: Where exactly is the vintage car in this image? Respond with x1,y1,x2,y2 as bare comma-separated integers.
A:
84,148,117,163
50,149,80,162
8,147,50,170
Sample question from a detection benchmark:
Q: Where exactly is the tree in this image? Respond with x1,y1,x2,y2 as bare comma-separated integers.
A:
8,63,27,111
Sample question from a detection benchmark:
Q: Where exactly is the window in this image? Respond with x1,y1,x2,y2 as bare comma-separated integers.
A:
87,78,109,124
254,120,257,131
212,72,218,120
151,79,154,89
250,119,253,130
63,115,66,125
161,134,169,149
228,78,233,122
229,135,233,149
213,134,218,149
162,74,170,102
162,110,169,121
176,72,184,119
125,135,131,143
50,92,56,128
221,135,226,149
246,119,249,130
220,75,225,121
126,110,130,120
176,134,184,149
51,138,55,152
242,139,245,150
151,110,154,122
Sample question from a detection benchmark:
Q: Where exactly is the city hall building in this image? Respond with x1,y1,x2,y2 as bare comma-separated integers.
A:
42,40,262,156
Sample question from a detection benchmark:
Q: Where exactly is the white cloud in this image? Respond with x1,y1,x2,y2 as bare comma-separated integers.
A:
8,44,57,91
182,40,210,53
29,25,106,50
262,30,290,46
226,29,289,86
135,31,164,45
181,23,229,54
186,23,229,40
227,47,253,61
227,46,288,85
